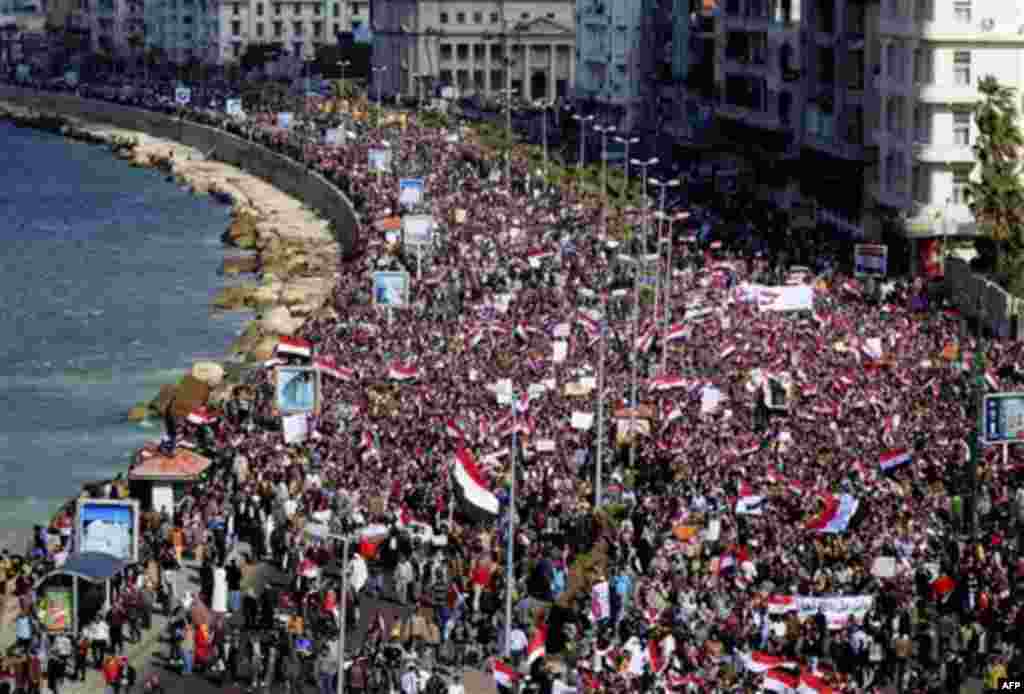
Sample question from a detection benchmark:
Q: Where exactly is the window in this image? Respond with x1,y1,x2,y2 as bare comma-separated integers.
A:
953,110,971,145
232,42,241,57
490,11,499,23
953,51,971,86
473,11,482,23
473,44,485,62
439,12,448,23
313,4,319,15
256,21,264,36
313,20,321,36
913,48,933,84
952,168,970,204
439,69,453,84
474,70,485,89
232,3,238,14
332,2,338,16
273,3,280,15
953,0,971,23
273,20,282,35
456,12,465,23
256,2,263,15
913,104,931,142
456,44,469,61
293,3,299,14
491,44,503,61
440,44,452,60
231,19,240,34
292,20,302,34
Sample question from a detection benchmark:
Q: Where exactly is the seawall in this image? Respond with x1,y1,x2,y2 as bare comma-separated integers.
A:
0,85,360,257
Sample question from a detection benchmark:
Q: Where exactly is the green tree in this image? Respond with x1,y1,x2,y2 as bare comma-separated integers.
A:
968,75,1024,292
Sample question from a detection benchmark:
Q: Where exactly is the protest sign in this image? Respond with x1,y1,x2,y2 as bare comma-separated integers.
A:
225,98,243,117
277,112,293,129
282,413,309,443
571,412,594,430
399,178,425,208
854,244,888,277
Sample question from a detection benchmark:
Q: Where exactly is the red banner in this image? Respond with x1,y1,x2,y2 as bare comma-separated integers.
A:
919,238,944,278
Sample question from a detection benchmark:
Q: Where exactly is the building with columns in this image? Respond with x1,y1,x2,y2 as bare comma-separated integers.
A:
371,0,575,101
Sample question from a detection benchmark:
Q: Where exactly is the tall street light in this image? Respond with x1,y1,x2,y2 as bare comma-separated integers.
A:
614,134,639,182
655,210,690,376
498,83,516,184
572,112,595,190
533,99,554,178
648,177,679,327
626,156,658,472
336,58,350,95
371,65,387,133
593,123,615,248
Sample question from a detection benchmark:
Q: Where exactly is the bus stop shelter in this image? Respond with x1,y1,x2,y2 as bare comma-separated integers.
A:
36,552,133,636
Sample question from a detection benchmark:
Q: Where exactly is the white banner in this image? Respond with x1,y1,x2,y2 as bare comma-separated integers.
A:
225,98,243,116
282,413,308,443
766,595,874,629
739,283,814,312
571,412,594,430
552,340,568,363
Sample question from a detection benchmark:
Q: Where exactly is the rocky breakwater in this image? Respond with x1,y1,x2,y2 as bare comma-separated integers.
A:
0,103,340,422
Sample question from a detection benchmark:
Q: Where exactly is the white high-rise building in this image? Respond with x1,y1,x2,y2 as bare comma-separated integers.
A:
880,0,1024,269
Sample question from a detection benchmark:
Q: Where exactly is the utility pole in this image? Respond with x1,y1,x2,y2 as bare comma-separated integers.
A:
648,178,679,329
614,135,639,183
965,292,987,546
594,123,616,246
572,112,595,190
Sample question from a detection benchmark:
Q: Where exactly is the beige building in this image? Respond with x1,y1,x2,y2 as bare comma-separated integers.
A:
372,0,575,101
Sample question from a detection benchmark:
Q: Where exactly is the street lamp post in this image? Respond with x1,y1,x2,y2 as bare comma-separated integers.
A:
594,123,615,253
504,393,522,658
335,531,351,694
648,177,680,327
371,65,387,132
595,286,609,507
572,112,595,190
337,59,350,95
614,135,639,183
655,210,689,376
626,157,658,471
497,84,515,184
533,99,553,178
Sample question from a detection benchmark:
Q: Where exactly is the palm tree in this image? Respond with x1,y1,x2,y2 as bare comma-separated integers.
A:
968,75,1024,291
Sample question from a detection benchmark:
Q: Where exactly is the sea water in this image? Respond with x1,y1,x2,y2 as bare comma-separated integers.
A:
0,121,254,529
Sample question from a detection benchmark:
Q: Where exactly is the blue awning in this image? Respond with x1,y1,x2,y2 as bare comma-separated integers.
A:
39,552,133,586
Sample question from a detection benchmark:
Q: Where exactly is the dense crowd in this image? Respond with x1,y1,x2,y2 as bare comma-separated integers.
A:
3,78,1024,694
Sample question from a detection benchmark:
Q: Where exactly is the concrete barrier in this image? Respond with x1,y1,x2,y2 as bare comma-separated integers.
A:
0,85,360,256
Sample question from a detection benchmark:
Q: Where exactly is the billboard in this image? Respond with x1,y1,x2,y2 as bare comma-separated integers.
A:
984,392,1024,444
76,499,140,563
399,178,425,208
403,214,434,248
273,366,322,416
854,244,888,277
373,271,411,307
37,587,73,633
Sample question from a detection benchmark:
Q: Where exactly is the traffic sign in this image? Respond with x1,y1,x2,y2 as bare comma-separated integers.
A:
983,392,1024,444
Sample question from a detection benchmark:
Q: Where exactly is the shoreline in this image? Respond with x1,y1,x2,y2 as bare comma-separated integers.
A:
0,102,342,546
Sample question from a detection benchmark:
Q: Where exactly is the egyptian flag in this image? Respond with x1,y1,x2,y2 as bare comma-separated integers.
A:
798,673,835,694
986,370,1001,391
635,324,656,353
452,448,500,519
665,323,689,342
879,448,911,472
186,406,218,426
492,660,520,690
446,419,466,440
734,483,765,516
315,356,354,381
740,652,798,674
763,669,800,693
720,342,737,360
650,376,688,391
526,622,547,667
275,336,312,359
514,323,529,342
805,494,860,534
840,280,862,299
388,362,420,381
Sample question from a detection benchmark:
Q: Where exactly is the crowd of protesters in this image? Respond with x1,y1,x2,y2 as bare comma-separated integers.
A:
2,77,1024,694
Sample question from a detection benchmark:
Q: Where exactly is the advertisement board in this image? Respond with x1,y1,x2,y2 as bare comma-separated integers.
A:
76,499,140,562
373,271,411,308
37,587,73,633
399,178,425,208
854,244,888,277
273,366,321,416
368,148,392,172
984,392,1024,444
402,214,434,248
277,111,293,129
225,98,243,117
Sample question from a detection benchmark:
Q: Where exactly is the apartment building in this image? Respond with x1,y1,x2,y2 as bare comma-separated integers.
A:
143,0,217,65
372,0,575,101
215,0,364,64
574,0,655,130
877,0,1024,257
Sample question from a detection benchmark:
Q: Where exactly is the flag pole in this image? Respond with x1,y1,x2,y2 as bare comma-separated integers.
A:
595,290,607,508
504,393,517,659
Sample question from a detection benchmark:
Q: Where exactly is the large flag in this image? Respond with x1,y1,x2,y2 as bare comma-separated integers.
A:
763,669,800,693
388,363,420,381
445,419,466,440
805,494,859,534
275,336,313,359
878,448,911,472
186,406,218,426
739,652,798,674
492,660,520,690
452,448,500,519
665,323,689,342
526,622,547,667
314,356,355,381
798,673,835,694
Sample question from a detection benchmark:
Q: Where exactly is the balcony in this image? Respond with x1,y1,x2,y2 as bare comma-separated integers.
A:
915,82,981,105
717,102,787,131
803,132,864,161
878,13,916,37
868,181,909,209
911,141,974,164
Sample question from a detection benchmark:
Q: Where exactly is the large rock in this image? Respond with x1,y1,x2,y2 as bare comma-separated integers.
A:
171,375,211,418
223,212,260,249
248,284,280,307
191,361,225,387
259,306,304,336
